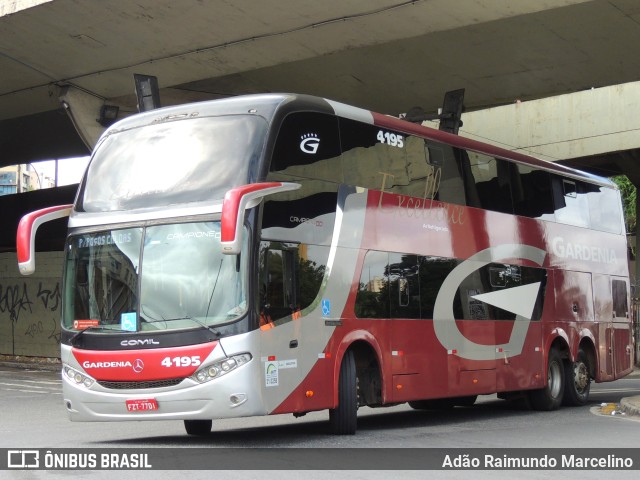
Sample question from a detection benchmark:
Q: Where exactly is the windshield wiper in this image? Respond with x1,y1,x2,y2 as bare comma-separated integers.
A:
70,325,127,347
185,316,223,339
141,313,222,339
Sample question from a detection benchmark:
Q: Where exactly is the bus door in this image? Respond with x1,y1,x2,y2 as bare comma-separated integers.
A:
258,242,305,410
611,277,633,377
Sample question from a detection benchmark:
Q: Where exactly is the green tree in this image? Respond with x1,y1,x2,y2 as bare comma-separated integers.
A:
612,175,636,233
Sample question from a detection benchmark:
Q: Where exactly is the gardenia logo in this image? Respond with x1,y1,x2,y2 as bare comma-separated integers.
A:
300,133,320,154
83,360,132,369
551,237,617,264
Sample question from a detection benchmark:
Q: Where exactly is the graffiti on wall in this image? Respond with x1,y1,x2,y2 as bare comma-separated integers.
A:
0,279,62,356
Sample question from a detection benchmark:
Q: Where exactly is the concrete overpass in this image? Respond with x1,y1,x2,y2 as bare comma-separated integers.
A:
3,0,640,161
2,0,640,358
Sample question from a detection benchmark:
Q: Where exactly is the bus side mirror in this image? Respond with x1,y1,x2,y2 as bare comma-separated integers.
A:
16,204,73,275
221,182,300,255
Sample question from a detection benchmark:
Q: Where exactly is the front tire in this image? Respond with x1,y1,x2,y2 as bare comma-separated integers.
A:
529,349,564,411
563,348,591,406
184,419,212,436
329,350,358,435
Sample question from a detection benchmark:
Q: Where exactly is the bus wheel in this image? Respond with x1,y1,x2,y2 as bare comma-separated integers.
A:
529,349,564,411
563,349,591,406
184,419,212,436
329,350,358,435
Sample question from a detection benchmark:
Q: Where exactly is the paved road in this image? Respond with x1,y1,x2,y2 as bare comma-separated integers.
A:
1,365,639,480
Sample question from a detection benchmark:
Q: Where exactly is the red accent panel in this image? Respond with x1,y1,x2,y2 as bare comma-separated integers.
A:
16,205,73,263
221,182,283,243
72,343,218,381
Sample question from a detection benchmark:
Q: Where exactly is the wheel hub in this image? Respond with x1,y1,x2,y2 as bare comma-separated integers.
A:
574,362,589,391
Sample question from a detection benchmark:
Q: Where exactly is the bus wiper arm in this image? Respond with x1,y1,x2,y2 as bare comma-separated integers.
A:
145,315,222,338
70,325,126,347
184,316,223,338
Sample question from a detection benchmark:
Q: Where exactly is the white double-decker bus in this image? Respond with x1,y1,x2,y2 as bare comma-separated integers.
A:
17,94,634,435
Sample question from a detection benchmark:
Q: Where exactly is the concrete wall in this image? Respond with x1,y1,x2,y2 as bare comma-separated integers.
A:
0,251,63,358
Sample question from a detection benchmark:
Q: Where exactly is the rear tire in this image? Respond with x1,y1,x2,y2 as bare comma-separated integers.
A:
529,349,564,411
562,348,591,406
184,419,212,436
329,350,358,435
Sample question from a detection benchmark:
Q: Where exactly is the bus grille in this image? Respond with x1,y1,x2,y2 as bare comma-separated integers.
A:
97,378,184,390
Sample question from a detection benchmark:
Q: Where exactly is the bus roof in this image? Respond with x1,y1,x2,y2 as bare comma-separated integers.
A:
102,93,615,189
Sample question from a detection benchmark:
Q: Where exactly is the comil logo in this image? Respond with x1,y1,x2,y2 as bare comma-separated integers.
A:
300,133,320,154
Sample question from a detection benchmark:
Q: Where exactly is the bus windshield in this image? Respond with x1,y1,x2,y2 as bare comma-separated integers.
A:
62,221,248,332
78,115,267,212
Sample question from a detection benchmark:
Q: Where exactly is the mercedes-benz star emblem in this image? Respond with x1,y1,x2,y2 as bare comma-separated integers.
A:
133,359,144,373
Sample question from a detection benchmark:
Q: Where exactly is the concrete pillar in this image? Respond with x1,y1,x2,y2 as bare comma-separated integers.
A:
58,86,110,149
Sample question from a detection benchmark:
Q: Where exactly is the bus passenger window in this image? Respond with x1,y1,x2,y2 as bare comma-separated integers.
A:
418,256,461,320
587,185,623,234
612,279,629,319
355,251,390,318
551,176,590,228
513,165,555,220
389,254,420,319
339,118,411,195
424,143,469,207
468,154,514,214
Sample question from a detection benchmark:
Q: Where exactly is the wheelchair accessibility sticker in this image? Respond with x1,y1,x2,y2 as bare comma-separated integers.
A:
321,299,331,317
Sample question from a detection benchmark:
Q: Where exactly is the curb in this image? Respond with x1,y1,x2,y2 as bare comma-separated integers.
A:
619,396,640,417
0,355,61,372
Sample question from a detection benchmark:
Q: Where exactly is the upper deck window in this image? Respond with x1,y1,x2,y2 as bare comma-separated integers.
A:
78,115,267,212
270,112,342,182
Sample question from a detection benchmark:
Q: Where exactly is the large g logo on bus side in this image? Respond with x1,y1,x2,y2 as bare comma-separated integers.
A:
300,134,320,154
433,244,547,361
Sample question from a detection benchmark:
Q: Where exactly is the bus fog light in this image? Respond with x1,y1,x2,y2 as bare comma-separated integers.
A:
230,393,247,406
192,353,252,384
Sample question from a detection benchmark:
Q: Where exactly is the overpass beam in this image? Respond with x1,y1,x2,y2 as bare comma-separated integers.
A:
459,81,640,167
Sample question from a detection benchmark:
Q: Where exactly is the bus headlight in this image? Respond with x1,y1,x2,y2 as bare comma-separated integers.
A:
192,353,252,384
63,365,94,388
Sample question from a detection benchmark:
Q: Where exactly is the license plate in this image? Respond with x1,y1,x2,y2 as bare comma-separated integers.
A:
125,399,158,412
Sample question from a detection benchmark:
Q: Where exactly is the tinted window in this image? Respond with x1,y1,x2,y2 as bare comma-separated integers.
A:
339,118,412,194
513,165,555,220
425,143,469,206
587,186,623,234
270,112,342,182
259,241,329,324
355,251,389,318
551,176,590,227
418,256,461,319
356,251,546,321
612,279,628,318
468,154,514,214
389,254,420,319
